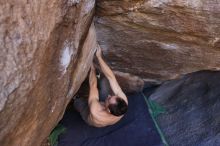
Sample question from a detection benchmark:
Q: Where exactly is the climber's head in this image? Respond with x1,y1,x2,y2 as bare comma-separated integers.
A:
105,95,128,116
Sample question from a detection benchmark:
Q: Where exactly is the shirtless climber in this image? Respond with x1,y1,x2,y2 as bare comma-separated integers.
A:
73,45,128,127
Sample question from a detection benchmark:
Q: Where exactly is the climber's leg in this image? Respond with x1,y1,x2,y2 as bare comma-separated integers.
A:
73,97,90,123
98,73,113,101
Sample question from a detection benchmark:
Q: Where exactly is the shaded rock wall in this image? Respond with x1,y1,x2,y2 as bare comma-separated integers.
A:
95,0,220,80
0,0,96,146
148,70,220,146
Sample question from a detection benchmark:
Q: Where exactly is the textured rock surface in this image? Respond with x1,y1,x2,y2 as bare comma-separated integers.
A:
148,70,220,146
95,0,220,80
0,0,96,146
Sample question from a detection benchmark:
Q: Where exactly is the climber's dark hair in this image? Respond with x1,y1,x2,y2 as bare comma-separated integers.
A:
108,97,128,116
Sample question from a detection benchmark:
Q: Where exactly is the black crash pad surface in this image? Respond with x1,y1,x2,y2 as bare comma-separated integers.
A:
58,92,163,146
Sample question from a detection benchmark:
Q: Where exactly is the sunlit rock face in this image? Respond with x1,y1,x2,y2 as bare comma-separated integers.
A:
95,0,220,81
0,0,96,146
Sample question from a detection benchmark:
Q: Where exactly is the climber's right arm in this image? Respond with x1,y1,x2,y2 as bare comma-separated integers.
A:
88,65,99,104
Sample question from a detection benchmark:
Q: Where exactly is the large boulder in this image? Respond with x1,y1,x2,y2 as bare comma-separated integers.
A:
149,70,220,146
0,0,96,146
95,0,220,80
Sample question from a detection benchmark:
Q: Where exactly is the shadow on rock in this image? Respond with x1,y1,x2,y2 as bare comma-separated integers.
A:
150,70,220,146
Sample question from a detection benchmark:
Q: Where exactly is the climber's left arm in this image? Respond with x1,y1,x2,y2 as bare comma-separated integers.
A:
96,45,128,104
